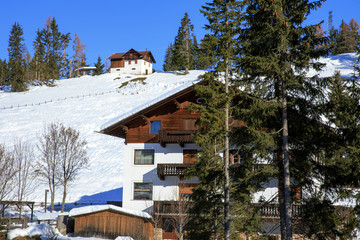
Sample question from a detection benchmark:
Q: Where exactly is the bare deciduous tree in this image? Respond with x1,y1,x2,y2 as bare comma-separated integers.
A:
0,144,17,201
36,122,88,213
170,190,192,240
57,125,88,212
36,123,62,212
13,139,36,216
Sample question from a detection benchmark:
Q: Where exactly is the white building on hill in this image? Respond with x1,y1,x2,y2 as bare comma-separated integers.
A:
108,48,156,75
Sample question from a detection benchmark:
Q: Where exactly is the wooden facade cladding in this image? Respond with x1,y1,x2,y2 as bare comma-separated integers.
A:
73,210,153,240
110,59,124,68
101,84,202,144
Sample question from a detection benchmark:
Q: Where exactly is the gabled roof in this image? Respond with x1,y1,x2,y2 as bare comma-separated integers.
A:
100,80,202,138
108,48,156,63
69,204,152,219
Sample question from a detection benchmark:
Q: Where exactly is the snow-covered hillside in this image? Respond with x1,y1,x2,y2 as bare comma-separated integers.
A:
0,53,357,204
0,70,205,204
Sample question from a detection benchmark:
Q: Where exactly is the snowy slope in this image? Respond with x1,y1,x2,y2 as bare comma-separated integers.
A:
0,53,357,204
0,70,205,203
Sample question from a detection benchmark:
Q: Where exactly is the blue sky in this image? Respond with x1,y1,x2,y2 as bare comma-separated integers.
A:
0,0,359,71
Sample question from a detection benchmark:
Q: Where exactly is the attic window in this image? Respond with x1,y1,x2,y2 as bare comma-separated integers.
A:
150,121,161,134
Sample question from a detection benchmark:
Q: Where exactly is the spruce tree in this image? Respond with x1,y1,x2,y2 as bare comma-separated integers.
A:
196,34,217,70
0,59,8,87
172,13,197,74
34,17,70,83
32,29,46,81
8,22,27,92
187,1,266,239
163,43,177,71
93,56,104,75
327,11,338,55
239,0,330,239
336,19,359,54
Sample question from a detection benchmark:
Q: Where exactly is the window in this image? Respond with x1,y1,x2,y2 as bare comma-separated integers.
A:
128,61,131,65
150,121,161,134
132,68,136,70
230,150,241,164
133,182,152,200
163,218,174,233
135,60,138,64
134,149,154,165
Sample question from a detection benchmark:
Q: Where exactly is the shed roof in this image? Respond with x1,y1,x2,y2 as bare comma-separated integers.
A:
69,204,152,219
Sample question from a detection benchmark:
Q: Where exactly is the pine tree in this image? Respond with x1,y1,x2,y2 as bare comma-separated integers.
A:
172,13,197,74
93,56,104,75
187,1,267,239
327,11,338,55
196,34,217,70
33,17,70,83
32,29,46,81
163,43,177,71
336,19,359,54
239,0,330,239
8,22,27,92
0,59,8,87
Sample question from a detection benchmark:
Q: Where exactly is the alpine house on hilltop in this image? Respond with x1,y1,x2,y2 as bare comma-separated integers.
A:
108,48,156,75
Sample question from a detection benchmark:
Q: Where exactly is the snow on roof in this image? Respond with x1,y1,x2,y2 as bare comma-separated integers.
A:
100,76,201,131
68,204,152,219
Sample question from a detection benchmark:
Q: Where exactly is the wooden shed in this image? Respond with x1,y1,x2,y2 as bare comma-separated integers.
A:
69,205,154,240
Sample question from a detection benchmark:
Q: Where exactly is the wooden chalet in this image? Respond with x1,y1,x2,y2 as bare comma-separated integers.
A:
101,83,200,145
108,49,156,75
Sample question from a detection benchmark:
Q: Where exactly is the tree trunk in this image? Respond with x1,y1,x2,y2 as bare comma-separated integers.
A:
224,55,230,240
278,156,286,240
61,180,67,213
282,81,292,240
185,24,190,74
50,188,55,212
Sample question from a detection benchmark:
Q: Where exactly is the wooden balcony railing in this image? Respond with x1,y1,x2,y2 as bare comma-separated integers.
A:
153,201,302,219
157,164,191,180
158,130,196,147
253,203,302,219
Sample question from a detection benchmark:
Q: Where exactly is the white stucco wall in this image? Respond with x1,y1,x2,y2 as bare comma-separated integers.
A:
122,143,199,212
122,142,280,212
110,59,153,75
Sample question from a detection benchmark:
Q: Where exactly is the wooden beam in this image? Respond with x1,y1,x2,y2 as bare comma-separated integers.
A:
140,115,149,125
173,99,181,109
120,125,128,134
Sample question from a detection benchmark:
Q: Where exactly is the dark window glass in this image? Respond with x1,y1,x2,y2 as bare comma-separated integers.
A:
134,149,154,165
134,183,152,200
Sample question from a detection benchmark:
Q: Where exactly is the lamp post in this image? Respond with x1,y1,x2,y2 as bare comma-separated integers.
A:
45,189,49,213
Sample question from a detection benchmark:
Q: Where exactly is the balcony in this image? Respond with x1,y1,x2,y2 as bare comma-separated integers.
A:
153,201,302,220
157,164,191,180
158,130,196,147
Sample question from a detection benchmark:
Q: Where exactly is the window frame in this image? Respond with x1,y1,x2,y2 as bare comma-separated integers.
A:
133,182,153,200
134,149,155,165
